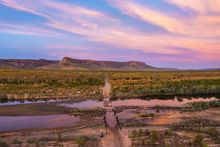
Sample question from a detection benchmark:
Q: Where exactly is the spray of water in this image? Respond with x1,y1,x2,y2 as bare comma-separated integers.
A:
102,76,111,98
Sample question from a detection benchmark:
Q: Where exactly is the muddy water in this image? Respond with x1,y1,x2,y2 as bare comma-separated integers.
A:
0,99,65,106
0,115,80,132
61,97,218,109
104,109,116,128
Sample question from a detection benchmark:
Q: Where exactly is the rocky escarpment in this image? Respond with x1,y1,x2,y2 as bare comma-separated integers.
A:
0,57,159,70
56,57,157,70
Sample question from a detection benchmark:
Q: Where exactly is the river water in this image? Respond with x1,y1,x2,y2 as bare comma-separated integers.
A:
0,115,80,132
60,97,217,109
0,97,216,132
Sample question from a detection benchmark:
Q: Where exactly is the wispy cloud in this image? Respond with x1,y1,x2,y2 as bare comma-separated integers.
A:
0,23,60,36
108,0,187,34
0,0,117,36
0,0,46,17
109,0,220,37
164,0,220,14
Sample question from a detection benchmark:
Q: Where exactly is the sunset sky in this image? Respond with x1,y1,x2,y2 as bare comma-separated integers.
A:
0,0,220,69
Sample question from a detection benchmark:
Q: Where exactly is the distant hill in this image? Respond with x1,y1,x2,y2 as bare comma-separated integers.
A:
0,57,177,71
199,68,220,71
39,57,158,70
0,59,58,69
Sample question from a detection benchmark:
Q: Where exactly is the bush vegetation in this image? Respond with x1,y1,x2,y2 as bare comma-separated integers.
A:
110,71,220,98
69,107,106,117
193,134,207,147
170,117,220,145
0,140,9,147
129,129,193,147
1,69,220,100
0,69,105,99
12,139,22,145
170,118,219,131
206,128,220,143
75,136,89,147
139,113,155,118
182,100,220,112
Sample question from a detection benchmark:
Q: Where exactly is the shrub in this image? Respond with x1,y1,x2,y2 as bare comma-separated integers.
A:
182,100,220,112
57,132,63,142
139,113,154,118
170,118,219,131
193,134,207,147
0,140,9,147
27,138,35,144
149,130,158,145
75,136,88,147
12,139,22,144
207,128,220,143
164,129,173,136
130,130,137,138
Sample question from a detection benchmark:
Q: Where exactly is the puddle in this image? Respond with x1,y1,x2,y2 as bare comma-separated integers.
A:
0,115,80,132
105,108,117,128
62,100,103,109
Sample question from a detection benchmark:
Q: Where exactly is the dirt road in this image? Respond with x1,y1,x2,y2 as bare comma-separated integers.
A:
111,127,124,147
102,108,124,147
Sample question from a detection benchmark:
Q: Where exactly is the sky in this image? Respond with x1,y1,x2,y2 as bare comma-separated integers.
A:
0,0,220,69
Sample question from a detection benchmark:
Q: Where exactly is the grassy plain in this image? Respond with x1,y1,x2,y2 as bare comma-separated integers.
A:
0,69,220,100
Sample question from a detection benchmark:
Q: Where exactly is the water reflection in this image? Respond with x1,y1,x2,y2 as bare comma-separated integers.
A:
0,115,80,132
61,97,218,109
0,99,58,106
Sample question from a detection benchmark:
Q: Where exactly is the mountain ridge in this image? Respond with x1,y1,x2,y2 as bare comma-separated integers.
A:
0,59,58,69
1,57,218,71
0,57,178,71
39,57,158,70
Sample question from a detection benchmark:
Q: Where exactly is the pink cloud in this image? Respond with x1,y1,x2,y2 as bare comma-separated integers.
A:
164,0,220,14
